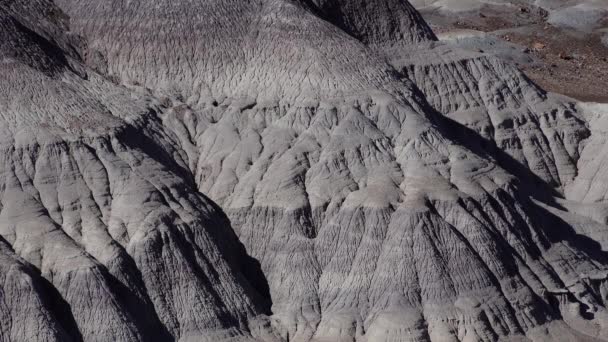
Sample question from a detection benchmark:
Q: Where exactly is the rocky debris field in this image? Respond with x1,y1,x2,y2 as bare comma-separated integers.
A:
0,0,608,341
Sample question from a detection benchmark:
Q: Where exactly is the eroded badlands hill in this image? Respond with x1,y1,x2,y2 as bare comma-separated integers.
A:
1,0,608,341
0,1,269,341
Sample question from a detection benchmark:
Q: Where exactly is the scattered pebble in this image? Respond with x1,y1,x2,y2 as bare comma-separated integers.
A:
533,42,546,50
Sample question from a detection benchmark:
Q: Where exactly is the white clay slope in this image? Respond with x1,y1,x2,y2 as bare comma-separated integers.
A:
0,0,608,341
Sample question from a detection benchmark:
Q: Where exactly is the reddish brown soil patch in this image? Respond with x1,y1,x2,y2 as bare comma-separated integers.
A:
420,4,608,103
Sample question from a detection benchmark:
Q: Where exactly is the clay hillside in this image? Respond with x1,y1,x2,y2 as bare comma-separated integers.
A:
0,0,607,341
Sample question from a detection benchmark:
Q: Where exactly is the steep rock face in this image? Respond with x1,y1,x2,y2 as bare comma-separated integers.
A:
3,0,608,341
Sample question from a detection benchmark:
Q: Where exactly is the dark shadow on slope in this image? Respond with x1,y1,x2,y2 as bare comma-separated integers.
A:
201,195,273,314
14,232,172,342
391,54,608,258
300,0,437,45
0,237,82,341
425,200,559,330
387,43,585,207
20,262,84,342
425,103,565,208
529,201,608,319
3,16,73,76
166,217,247,329
420,94,608,303
33,255,174,342
103,258,174,341
117,116,197,187
529,199,608,265
418,99,608,319
117,119,273,317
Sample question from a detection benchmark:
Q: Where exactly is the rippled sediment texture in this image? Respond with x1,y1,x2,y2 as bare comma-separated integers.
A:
1,0,608,341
